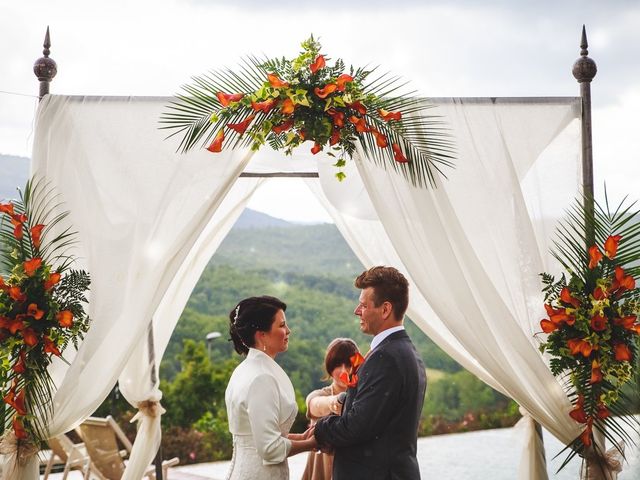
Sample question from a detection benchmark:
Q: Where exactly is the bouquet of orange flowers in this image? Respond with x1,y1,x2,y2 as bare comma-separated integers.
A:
0,180,90,445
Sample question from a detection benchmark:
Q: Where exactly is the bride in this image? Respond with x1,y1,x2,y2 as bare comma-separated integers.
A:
225,296,317,480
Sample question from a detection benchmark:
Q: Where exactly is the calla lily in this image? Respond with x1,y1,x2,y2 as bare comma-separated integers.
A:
612,266,635,293
540,319,559,333
267,73,289,88
13,223,24,240
251,99,278,113
378,108,402,122
13,416,28,440
567,338,596,357
44,272,61,290
281,98,295,115
350,352,365,372
314,84,337,99
604,235,622,259
327,109,345,128
227,115,255,135
12,350,27,374
580,419,593,447
311,143,322,155
329,129,341,146
8,318,25,335
596,403,610,419
590,359,603,384
339,371,359,388
560,287,580,308
309,55,325,74
614,315,637,329
392,144,408,163
348,101,367,115
4,387,27,416
590,314,607,332
43,336,61,356
57,310,74,328
216,92,244,107
272,120,294,134
23,257,42,276
206,130,225,153
336,74,354,91
371,130,388,148
9,286,26,303
588,245,603,269
27,303,45,320
0,203,15,215
349,116,369,133
614,343,632,362
569,396,588,423
21,327,38,347
0,275,8,291
593,286,608,300
30,224,45,249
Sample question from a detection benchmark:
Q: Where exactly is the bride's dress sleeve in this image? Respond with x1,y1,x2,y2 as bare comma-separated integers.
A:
247,373,292,465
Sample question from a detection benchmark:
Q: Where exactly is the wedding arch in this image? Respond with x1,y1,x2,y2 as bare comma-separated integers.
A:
5,27,616,480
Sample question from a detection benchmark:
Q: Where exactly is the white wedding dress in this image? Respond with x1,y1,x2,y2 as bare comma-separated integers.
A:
225,348,298,480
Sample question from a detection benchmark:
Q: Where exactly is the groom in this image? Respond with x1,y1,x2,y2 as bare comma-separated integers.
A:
315,266,427,480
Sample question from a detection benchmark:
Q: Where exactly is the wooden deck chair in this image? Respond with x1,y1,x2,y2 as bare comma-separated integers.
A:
79,415,178,480
42,433,92,480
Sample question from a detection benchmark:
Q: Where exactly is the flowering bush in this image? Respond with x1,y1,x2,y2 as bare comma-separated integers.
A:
538,198,640,464
0,180,90,445
162,36,455,187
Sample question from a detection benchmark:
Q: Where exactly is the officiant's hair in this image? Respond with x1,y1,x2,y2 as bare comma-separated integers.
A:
229,295,287,355
355,266,409,321
324,338,359,379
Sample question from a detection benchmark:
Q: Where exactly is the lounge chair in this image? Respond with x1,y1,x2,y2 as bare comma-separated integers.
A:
78,415,179,479
42,433,93,480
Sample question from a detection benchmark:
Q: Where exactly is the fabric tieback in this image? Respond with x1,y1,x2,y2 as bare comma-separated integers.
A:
0,430,39,470
581,441,625,479
130,399,166,423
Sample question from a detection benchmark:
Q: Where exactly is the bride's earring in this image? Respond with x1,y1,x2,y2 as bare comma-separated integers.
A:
263,344,267,352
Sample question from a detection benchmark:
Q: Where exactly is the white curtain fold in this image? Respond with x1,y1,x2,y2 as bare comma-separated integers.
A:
24,95,256,480
312,97,583,480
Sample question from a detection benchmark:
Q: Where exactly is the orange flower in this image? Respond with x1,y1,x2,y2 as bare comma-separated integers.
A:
8,286,26,303
8,318,25,335
12,350,27,374
371,130,388,148
216,92,244,107
336,74,353,91
12,416,28,440
227,115,255,135
549,310,575,326
596,403,610,419
21,327,38,346
580,419,593,447
314,84,337,99
349,116,369,133
593,286,608,300
569,396,587,423
339,370,359,388
589,359,603,384
311,143,322,155
309,55,325,74
0,275,8,291
57,310,74,328
540,319,559,333
44,272,61,290
590,314,607,332
27,303,45,320
0,315,10,329
0,202,15,215
612,266,635,293
603,235,622,259
43,336,61,356
560,287,580,308
348,101,367,115
329,129,341,146
567,338,596,357
23,257,42,276
280,98,295,115
30,224,45,249
614,315,636,329
13,223,24,240
588,245,603,269
4,387,27,416
251,99,278,113
392,144,408,163
614,343,632,362
378,108,402,122
272,120,294,134
206,130,225,153
267,73,289,88
327,109,345,128
350,352,366,372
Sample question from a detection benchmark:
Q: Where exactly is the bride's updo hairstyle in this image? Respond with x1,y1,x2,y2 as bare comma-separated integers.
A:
229,296,287,355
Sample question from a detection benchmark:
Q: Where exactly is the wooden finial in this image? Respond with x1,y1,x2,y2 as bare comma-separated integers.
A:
33,26,58,99
572,25,597,83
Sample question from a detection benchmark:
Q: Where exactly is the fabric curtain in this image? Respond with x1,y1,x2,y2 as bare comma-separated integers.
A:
311,97,584,480
19,95,257,480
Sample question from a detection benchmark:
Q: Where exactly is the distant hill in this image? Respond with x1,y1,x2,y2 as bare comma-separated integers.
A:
233,208,295,229
0,154,29,200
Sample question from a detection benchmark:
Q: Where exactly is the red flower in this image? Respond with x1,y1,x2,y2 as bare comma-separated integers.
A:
13,223,24,240
8,318,25,335
206,130,225,153
251,99,278,113
339,370,359,388
329,129,341,146
560,287,580,308
589,359,603,384
590,314,607,332
569,396,587,423
580,419,593,447
0,275,8,292
272,120,294,134
30,224,45,249
267,73,289,89
611,266,635,293
23,257,42,276
309,55,325,74
43,336,61,356
348,101,367,115
540,319,559,333
280,98,295,115
596,403,610,419
614,343,632,362
614,315,637,330
593,286,608,300
13,416,28,440
603,235,622,259
349,116,369,133
227,115,255,135
57,310,74,328
588,246,603,269
9,286,26,303
311,143,322,155
327,109,345,128
392,144,408,163
12,350,27,374
350,352,366,373
216,92,244,107
371,129,388,148
44,272,61,290
378,108,402,122
4,387,27,416
336,74,354,91
0,203,15,215
27,303,45,320
314,84,337,99
567,338,596,357
21,327,38,347
549,310,575,326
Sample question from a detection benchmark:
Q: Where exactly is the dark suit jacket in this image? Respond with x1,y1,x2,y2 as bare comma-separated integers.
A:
315,329,427,480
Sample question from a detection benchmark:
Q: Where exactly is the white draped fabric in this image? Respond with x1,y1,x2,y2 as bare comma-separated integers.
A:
14,95,258,479
311,97,584,480
15,94,588,480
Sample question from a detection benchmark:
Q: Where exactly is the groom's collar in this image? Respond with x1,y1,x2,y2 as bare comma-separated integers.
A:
370,325,405,351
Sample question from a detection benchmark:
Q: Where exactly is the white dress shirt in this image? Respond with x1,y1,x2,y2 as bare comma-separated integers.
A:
370,325,405,351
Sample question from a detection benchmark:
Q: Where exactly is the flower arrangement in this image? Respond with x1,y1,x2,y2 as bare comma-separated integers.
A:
538,197,640,468
161,36,455,187
0,180,90,447
339,352,365,388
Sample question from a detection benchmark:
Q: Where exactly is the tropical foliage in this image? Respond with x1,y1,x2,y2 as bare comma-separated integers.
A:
161,36,455,187
0,179,90,446
538,196,640,468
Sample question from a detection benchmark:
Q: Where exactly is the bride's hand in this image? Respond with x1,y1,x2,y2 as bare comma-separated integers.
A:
302,425,315,440
288,425,314,441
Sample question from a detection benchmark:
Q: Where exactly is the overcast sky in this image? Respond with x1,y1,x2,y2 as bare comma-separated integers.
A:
1,0,639,222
